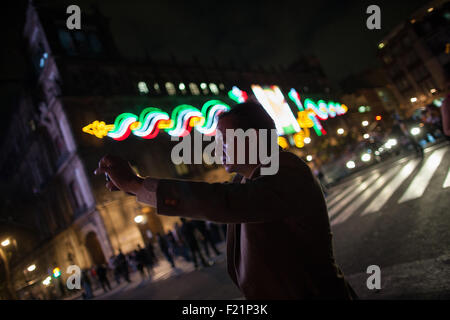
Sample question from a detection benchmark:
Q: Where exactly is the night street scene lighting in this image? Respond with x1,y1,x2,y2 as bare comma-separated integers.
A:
0,0,449,315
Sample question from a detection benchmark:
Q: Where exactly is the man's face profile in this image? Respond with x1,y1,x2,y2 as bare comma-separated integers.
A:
216,115,249,174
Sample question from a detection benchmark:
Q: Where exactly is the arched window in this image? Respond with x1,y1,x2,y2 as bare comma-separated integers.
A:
165,82,176,95
200,82,209,95
138,81,149,94
179,83,187,94
154,83,161,94
209,83,219,95
189,83,200,95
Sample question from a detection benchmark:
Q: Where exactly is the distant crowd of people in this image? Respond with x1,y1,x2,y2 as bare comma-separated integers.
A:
80,220,226,299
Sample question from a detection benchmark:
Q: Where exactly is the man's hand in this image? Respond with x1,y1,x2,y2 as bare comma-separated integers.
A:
94,155,143,195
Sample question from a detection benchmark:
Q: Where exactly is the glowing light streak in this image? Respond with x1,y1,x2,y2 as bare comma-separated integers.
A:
251,85,300,135
228,86,248,103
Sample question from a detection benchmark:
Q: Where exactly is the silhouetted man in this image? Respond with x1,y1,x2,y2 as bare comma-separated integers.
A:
95,102,357,299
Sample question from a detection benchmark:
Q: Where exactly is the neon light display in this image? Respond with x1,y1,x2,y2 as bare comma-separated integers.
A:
287,88,348,138
82,86,348,148
288,89,304,111
251,85,301,136
82,100,230,141
228,86,248,103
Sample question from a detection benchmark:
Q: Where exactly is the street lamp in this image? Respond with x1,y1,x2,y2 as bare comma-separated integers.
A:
337,128,344,135
27,264,36,272
411,127,421,136
363,133,370,139
362,121,369,127
361,153,371,162
306,155,313,162
42,276,51,286
304,137,311,144
346,161,356,169
134,215,145,224
0,237,17,299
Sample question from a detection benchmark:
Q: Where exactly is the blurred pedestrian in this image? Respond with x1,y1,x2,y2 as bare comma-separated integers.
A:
81,269,93,299
192,220,221,258
116,249,131,283
157,233,176,268
180,218,209,269
174,222,192,262
135,244,152,279
109,255,121,285
146,241,157,265
206,221,222,244
96,264,111,292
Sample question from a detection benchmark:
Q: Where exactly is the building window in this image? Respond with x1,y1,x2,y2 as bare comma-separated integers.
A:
200,82,209,94
88,33,103,54
189,83,200,95
165,82,176,95
179,82,187,94
154,83,161,94
138,81,149,94
209,83,219,95
73,31,90,54
58,29,77,56
219,83,225,90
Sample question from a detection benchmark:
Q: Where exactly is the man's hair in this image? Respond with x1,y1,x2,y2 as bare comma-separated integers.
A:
218,101,276,131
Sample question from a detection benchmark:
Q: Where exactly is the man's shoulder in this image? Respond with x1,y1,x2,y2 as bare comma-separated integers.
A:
279,151,309,170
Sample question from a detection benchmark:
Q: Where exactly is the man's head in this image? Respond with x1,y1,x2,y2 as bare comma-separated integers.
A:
216,101,277,177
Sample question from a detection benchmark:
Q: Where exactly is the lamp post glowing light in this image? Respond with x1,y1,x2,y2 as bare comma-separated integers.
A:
362,121,369,127
306,155,313,162
361,153,371,162
346,161,356,169
304,137,311,144
134,215,145,224
1,239,10,247
363,133,370,139
42,276,51,286
337,128,344,135
411,127,420,136
27,264,36,272
410,97,417,103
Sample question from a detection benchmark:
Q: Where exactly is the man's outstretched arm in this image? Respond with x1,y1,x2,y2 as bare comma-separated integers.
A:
95,154,320,224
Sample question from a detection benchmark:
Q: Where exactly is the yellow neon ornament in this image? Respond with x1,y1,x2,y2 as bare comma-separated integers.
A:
157,119,174,129
189,116,205,127
293,128,311,149
82,121,114,139
297,111,315,128
278,136,289,149
130,121,141,130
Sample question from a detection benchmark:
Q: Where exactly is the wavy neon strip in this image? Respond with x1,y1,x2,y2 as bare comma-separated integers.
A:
132,107,170,139
107,113,138,141
197,100,230,135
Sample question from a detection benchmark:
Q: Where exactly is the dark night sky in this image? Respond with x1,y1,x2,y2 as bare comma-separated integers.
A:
1,0,433,89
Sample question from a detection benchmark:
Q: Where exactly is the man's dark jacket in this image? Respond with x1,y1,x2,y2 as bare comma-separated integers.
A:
154,151,356,299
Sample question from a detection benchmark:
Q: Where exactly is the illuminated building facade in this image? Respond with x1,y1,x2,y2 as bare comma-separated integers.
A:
0,2,344,298
377,0,450,116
